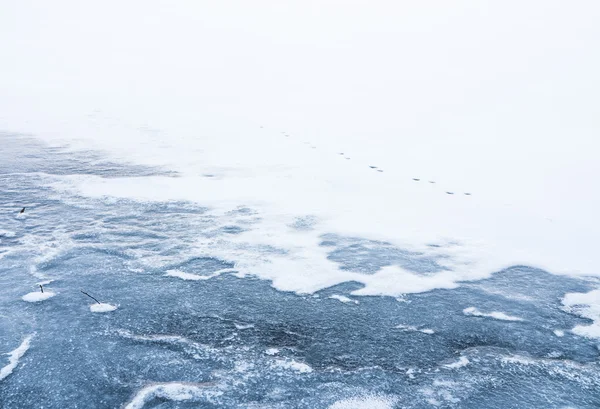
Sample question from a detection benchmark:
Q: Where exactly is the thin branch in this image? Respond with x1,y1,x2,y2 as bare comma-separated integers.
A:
39,284,44,293
80,290,101,304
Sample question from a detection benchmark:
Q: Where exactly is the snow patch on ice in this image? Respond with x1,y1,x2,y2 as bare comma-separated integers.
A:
90,303,117,313
0,334,34,381
234,323,254,330
22,291,56,302
165,268,234,281
562,289,600,339
265,348,279,356
463,306,523,321
329,294,359,304
124,382,221,409
554,329,565,337
273,359,313,373
444,356,470,369
395,324,434,334
328,394,397,409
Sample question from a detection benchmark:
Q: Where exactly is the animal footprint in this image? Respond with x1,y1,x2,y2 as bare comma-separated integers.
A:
446,192,454,195
413,178,420,181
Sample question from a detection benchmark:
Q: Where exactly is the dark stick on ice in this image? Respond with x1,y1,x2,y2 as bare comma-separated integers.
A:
446,192,454,195
20,207,25,214
81,290,101,304
39,284,44,293
413,178,420,181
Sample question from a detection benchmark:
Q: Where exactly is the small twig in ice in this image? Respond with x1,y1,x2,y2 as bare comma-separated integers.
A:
39,284,44,293
80,290,101,304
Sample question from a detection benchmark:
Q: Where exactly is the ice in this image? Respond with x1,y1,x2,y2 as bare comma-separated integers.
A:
329,294,358,304
22,291,56,302
90,303,117,313
562,289,600,338
1,2,600,407
0,334,33,381
463,307,524,321
328,394,397,409
124,382,221,409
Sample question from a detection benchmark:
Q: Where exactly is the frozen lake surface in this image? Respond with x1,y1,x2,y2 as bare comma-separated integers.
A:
1,134,600,408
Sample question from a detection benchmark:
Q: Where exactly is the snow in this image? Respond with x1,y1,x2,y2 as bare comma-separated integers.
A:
265,348,280,356
554,330,565,337
444,356,470,369
562,289,600,339
328,394,397,409
124,383,221,409
1,1,599,297
234,323,254,330
22,291,56,302
0,230,16,238
165,268,233,281
0,334,34,381
165,270,209,281
395,324,435,335
463,307,524,322
90,303,118,313
274,359,313,373
329,295,359,304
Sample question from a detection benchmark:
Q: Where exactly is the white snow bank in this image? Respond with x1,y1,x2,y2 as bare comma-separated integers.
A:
90,303,118,313
562,289,600,339
444,356,470,369
22,291,55,302
329,394,397,409
329,294,359,304
124,382,221,409
0,334,34,381
463,307,523,321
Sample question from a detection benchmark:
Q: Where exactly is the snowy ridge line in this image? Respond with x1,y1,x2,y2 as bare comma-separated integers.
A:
0,334,34,381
